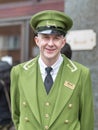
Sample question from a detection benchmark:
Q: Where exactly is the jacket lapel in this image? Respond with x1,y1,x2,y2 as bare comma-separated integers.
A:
49,56,81,127
20,58,41,124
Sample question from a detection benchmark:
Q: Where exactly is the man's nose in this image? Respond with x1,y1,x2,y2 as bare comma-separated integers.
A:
48,39,54,46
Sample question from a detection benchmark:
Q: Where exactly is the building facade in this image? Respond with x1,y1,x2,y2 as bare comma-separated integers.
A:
0,0,64,65
65,0,98,130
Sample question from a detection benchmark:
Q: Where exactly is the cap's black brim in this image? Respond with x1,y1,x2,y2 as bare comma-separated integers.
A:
36,26,66,36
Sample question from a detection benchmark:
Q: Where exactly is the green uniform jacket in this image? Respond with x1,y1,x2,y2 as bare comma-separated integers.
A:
10,55,94,130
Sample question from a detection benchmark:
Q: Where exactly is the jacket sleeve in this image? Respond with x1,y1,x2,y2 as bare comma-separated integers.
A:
10,66,20,130
79,68,94,130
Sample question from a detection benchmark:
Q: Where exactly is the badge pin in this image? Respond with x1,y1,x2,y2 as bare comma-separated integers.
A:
64,81,75,90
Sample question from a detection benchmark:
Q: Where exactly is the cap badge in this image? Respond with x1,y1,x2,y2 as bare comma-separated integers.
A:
46,21,56,27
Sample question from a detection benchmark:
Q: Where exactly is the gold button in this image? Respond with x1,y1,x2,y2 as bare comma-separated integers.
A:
64,120,69,124
45,102,50,106
45,114,49,118
69,104,72,108
44,125,49,130
24,117,29,122
23,102,26,106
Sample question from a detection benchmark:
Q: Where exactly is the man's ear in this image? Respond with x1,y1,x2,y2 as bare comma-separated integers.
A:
61,38,66,48
34,36,39,46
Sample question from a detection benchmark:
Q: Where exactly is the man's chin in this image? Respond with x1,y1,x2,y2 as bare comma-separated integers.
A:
45,53,54,58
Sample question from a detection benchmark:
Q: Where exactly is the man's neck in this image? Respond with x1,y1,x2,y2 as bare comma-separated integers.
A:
41,56,60,67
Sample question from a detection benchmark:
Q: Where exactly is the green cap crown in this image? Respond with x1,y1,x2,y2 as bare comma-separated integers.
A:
30,10,73,35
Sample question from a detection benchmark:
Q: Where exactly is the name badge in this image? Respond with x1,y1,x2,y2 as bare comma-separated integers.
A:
64,81,75,90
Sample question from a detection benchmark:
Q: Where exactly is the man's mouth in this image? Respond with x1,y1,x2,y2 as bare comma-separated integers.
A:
46,48,56,52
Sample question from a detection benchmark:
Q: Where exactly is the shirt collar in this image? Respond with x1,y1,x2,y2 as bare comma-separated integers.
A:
51,54,63,74
38,54,63,75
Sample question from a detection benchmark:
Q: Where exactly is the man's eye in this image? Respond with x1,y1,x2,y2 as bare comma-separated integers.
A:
44,36,48,38
43,36,49,39
55,37,61,40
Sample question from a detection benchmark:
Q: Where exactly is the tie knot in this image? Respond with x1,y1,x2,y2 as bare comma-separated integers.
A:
45,67,52,74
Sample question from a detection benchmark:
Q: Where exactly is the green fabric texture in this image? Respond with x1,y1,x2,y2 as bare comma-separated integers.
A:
37,62,64,129
10,55,94,130
30,10,73,33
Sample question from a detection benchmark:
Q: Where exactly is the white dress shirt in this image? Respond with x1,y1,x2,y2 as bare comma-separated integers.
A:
38,54,63,82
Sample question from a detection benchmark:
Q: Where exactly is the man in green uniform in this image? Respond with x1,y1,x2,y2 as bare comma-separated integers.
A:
10,10,94,130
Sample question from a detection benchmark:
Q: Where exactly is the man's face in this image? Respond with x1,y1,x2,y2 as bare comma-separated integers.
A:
34,33,66,63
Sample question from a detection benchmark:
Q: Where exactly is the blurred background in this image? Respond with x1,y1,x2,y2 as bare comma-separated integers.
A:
0,0,97,129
